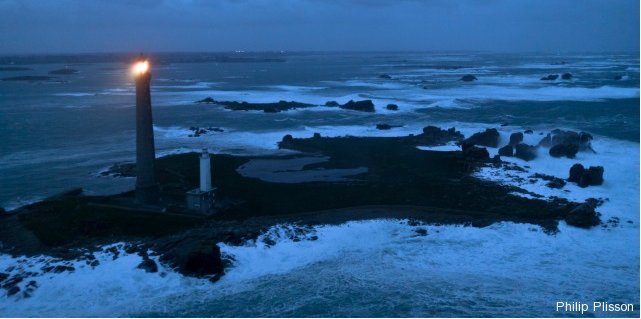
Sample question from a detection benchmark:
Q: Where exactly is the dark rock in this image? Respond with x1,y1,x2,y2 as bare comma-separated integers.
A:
531,173,566,189
0,272,8,282
48,68,78,75
6,285,20,296
376,124,402,130
340,100,375,112
324,101,340,107
514,143,537,161
549,143,579,158
462,128,500,148
585,166,604,186
282,134,294,143
379,74,392,79
568,163,585,183
137,259,158,273
160,240,224,278
540,74,559,81
509,132,524,146
414,228,427,236
524,129,533,134
313,132,321,138
561,73,573,80
198,99,315,112
196,97,215,104
539,130,595,154
614,75,623,81
565,202,600,228
420,126,464,144
498,145,513,157
461,143,490,161
386,104,399,111
460,74,477,82
2,276,22,289
538,134,552,147
568,164,604,187
42,265,75,273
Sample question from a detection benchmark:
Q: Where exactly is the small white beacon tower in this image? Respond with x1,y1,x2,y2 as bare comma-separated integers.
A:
186,148,216,214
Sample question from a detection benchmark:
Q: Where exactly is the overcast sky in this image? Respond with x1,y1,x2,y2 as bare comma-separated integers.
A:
0,0,638,54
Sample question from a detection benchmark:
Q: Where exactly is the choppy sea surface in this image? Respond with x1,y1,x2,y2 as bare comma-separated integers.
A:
0,52,639,317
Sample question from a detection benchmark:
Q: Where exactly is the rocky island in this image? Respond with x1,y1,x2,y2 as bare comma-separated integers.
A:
0,125,605,297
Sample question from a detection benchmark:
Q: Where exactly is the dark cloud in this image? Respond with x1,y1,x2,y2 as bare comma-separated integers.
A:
0,0,638,53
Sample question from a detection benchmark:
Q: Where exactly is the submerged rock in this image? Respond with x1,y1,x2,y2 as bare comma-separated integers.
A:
386,104,399,111
379,74,392,79
462,128,500,148
561,73,573,80
514,143,537,161
460,74,477,82
614,75,623,81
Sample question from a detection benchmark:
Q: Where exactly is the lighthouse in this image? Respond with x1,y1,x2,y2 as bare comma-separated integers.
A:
133,57,160,205
186,148,216,214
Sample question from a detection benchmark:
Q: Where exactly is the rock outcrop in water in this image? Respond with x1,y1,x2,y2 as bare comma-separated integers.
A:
514,143,537,161
340,100,375,112
196,98,315,113
460,74,477,82
561,73,573,80
325,101,340,107
188,126,224,137
509,132,524,146
568,164,604,187
498,145,513,157
462,128,500,148
539,130,595,158
386,104,399,111
379,74,392,79
540,74,559,81
376,124,402,130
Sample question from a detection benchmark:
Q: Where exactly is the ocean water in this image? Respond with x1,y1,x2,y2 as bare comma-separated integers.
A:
0,52,639,317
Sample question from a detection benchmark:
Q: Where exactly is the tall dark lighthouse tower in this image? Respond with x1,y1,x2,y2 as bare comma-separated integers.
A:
133,56,159,204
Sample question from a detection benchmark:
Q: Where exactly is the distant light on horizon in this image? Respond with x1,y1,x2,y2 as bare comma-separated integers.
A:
133,60,149,76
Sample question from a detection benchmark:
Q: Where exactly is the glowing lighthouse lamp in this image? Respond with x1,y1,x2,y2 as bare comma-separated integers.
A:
132,57,160,205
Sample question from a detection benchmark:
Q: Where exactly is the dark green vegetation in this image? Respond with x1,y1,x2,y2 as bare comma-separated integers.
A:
0,127,601,280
